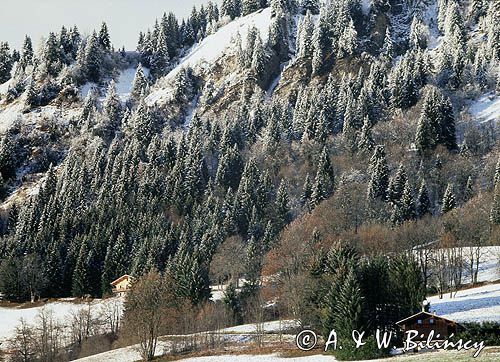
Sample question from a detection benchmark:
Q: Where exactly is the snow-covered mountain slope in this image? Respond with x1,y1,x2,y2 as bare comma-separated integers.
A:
470,92,500,124
174,8,271,77
146,8,272,105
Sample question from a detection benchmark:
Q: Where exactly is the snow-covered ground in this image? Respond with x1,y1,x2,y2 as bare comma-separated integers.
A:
115,66,150,101
419,246,500,323
463,246,500,284
221,320,299,334
147,8,272,105
0,101,23,133
0,297,123,345
0,79,12,96
361,0,372,16
174,8,271,76
80,66,150,102
428,283,500,323
74,340,170,362
469,92,500,124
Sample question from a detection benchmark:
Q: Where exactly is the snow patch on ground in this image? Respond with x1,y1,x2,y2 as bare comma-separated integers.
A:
0,79,12,96
115,66,150,101
361,0,372,16
428,283,500,323
80,82,98,99
74,341,170,362
0,297,123,345
220,320,299,334
469,92,500,124
183,93,200,129
463,246,500,284
0,102,23,133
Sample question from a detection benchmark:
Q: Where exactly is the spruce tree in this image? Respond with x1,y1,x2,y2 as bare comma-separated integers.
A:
0,42,13,83
98,22,111,52
401,181,416,221
441,183,456,214
311,147,335,206
251,35,266,77
19,36,34,71
357,116,374,151
491,185,500,225
130,64,148,103
367,145,389,200
387,164,407,203
23,80,38,110
494,156,500,187
417,180,431,217
150,31,170,79
333,268,363,337
85,32,103,82
416,87,456,153
337,19,357,58
311,10,330,75
100,81,123,138
243,0,260,16
275,180,291,230
382,27,393,59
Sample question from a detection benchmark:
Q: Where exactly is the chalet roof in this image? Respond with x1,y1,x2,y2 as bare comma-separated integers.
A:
110,274,133,286
396,311,457,326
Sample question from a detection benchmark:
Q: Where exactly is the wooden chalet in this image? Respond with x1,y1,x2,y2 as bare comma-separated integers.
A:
110,274,133,296
396,310,460,342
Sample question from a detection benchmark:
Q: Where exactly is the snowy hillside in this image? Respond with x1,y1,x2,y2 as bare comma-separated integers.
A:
0,297,123,345
470,92,500,124
146,7,272,105
171,8,271,76
429,283,500,323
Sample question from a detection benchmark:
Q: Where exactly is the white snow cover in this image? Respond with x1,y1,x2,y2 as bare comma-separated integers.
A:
80,82,98,99
361,0,372,16
115,66,150,101
221,320,299,334
80,66,151,101
0,297,123,345
72,319,299,362
0,102,23,133
462,246,500,284
428,283,500,323
0,79,12,95
147,8,272,105
74,341,170,362
176,8,271,74
469,92,500,124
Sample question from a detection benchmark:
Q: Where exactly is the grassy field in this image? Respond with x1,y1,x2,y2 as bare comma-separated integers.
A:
384,347,500,361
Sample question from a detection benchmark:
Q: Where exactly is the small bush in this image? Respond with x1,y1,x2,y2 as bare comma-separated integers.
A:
453,322,500,346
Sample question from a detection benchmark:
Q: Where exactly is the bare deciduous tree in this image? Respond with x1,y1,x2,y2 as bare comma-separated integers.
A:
122,270,177,361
